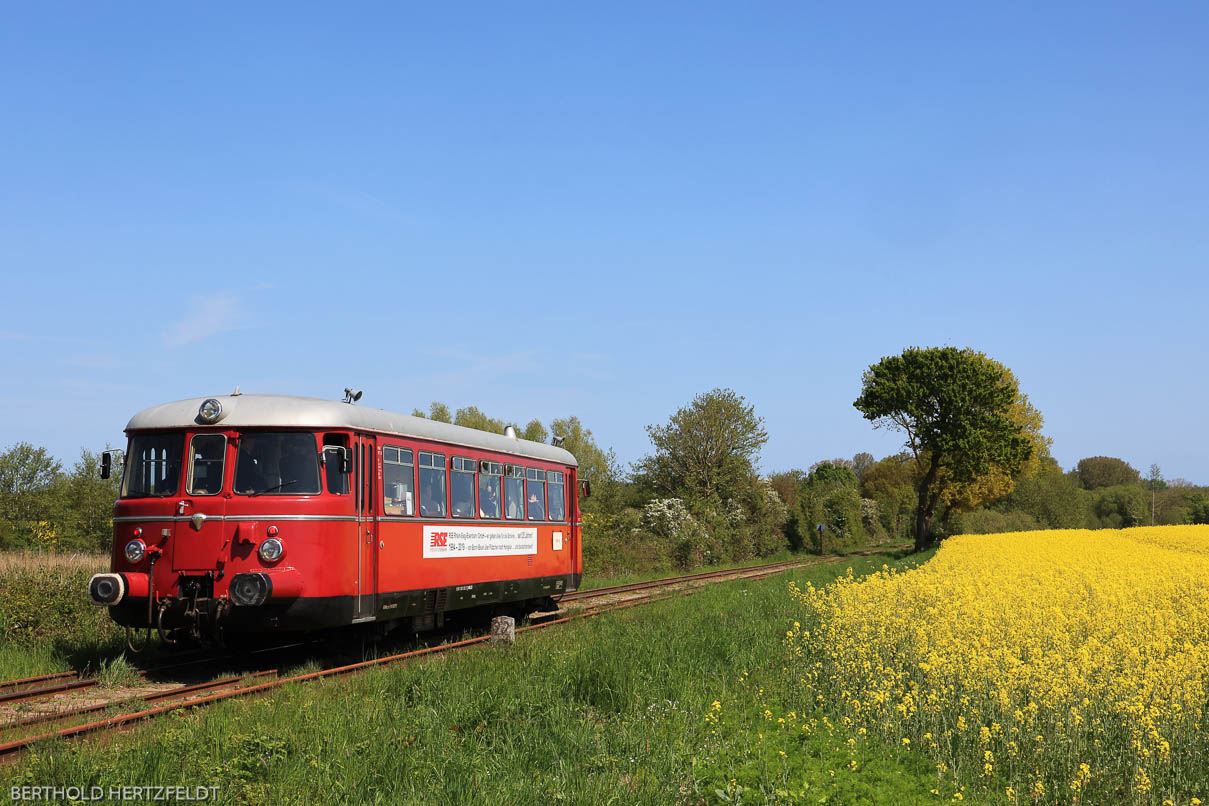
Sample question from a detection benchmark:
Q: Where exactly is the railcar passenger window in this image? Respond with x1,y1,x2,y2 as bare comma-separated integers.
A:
526,468,546,520
504,465,525,520
187,434,226,496
382,446,415,515
123,433,184,498
450,457,476,518
547,470,565,521
478,461,503,519
419,452,447,517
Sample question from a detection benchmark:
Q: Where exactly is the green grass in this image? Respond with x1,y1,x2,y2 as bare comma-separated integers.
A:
96,654,140,689
3,547,962,805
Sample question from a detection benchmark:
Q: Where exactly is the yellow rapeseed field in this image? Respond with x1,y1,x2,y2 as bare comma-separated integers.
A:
788,525,1209,805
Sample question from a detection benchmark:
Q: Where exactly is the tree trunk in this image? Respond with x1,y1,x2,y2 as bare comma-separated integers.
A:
913,457,941,552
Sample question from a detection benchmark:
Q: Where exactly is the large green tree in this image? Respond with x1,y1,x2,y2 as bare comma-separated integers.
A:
0,442,62,528
452,406,506,434
853,347,1033,551
635,388,768,501
549,415,621,512
1074,456,1140,489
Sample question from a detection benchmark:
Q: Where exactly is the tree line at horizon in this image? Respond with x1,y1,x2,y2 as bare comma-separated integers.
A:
1,347,1206,569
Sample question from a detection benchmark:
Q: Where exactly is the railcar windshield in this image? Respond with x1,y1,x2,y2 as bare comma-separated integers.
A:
234,432,321,496
187,434,226,495
123,433,185,498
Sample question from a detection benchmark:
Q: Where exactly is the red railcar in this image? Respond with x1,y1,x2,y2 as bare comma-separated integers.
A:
88,393,582,644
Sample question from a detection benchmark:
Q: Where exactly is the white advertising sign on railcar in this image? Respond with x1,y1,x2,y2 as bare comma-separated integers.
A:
422,525,538,558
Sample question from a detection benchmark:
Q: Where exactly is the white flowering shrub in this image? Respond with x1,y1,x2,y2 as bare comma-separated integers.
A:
860,497,886,540
641,498,696,540
641,498,726,570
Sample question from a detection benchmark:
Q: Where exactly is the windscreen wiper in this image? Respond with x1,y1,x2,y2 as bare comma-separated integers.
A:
249,479,297,497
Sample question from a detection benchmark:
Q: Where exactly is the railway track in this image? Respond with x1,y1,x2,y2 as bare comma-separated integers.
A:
0,551,898,760
0,638,318,711
562,558,808,602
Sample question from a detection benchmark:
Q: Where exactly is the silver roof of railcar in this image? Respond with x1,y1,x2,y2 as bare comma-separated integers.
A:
125,394,578,466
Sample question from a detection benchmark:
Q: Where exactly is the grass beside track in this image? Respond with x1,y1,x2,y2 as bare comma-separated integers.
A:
1,547,949,805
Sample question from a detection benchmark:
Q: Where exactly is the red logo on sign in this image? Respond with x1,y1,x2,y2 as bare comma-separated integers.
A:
430,532,448,548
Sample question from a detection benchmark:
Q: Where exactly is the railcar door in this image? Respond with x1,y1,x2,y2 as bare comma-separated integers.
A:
172,432,231,572
353,433,378,621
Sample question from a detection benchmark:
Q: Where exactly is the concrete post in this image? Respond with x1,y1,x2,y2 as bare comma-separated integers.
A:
490,615,516,647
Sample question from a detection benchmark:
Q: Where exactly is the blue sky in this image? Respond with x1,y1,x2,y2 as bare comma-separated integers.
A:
1,2,1206,482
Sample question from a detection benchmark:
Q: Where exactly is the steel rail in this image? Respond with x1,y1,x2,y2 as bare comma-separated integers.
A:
563,546,905,604
563,559,804,601
0,670,278,734
0,678,102,706
0,671,78,694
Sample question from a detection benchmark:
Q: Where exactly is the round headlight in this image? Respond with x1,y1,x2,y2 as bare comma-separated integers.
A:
198,398,222,424
258,537,284,562
125,539,146,563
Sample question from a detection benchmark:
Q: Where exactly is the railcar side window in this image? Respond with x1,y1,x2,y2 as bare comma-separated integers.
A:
547,470,566,521
382,446,414,515
419,451,446,517
450,457,476,518
123,433,184,498
187,434,226,496
504,465,525,520
478,461,503,519
526,468,546,520
234,433,321,496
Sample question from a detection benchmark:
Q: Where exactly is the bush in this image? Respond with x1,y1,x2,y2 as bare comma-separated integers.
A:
953,508,1041,535
1189,494,1209,525
0,551,118,646
582,509,671,578
1089,484,1146,529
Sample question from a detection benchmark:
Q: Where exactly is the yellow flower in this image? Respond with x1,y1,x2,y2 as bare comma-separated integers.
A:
787,525,1209,806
